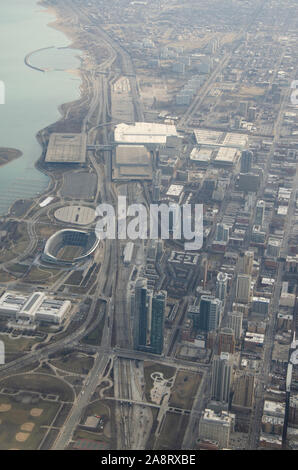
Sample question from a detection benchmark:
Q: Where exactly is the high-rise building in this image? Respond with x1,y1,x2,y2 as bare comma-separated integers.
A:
227,311,243,341
132,278,150,349
187,304,201,330
132,278,166,354
248,106,257,122
216,272,229,303
198,408,234,449
251,296,270,317
211,352,233,403
239,102,248,118
150,291,166,354
241,251,254,275
255,200,265,227
215,223,229,243
236,274,251,304
199,295,221,333
266,238,281,258
218,328,235,354
232,373,255,411
240,150,252,173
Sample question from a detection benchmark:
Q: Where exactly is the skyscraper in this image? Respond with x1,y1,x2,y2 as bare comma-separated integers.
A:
199,295,221,333
132,278,166,355
227,311,243,341
211,352,233,403
236,274,251,304
218,328,235,355
216,272,229,302
215,223,229,243
254,200,265,227
241,250,254,275
240,150,252,173
150,291,166,354
133,278,150,349
232,373,255,411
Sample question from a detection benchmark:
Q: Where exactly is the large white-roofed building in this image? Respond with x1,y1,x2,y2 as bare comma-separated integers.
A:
114,122,180,148
0,291,71,325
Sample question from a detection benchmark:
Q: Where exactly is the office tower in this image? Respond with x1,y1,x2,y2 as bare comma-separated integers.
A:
216,272,229,302
133,278,150,349
241,250,254,275
248,106,256,121
218,328,235,355
227,311,243,341
188,304,201,330
232,373,255,411
254,200,265,227
199,408,234,449
239,101,248,117
240,150,252,173
252,225,266,244
266,238,281,258
132,279,166,355
211,352,233,403
251,296,270,317
215,223,229,243
152,169,161,202
199,295,221,333
236,274,251,304
150,291,166,354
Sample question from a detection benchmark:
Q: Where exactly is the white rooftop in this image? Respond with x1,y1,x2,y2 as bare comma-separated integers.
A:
194,129,247,149
166,184,184,197
214,147,239,164
114,122,178,144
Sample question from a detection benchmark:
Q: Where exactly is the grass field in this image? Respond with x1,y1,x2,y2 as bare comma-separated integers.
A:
0,270,15,282
57,245,83,261
238,86,265,97
0,334,41,363
50,353,94,375
155,412,189,450
0,373,74,403
169,370,202,410
0,394,60,450
82,309,106,346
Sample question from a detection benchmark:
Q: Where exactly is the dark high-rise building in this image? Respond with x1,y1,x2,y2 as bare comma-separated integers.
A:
133,278,150,349
199,295,221,333
240,150,253,174
150,291,167,354
132,279,166,355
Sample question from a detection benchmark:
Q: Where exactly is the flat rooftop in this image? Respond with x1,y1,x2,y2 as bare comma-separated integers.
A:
54,206,96,226
166,184,184,197
115,145,150,166
214,147,239,165
114,122,178,145
190,147,213,163
194,129,248,149
113,144,152,181
45,133,87,163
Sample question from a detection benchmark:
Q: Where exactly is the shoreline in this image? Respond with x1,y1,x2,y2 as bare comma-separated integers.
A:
3,0,87,219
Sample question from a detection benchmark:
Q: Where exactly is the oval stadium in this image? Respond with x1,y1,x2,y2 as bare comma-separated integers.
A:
42,229,99,266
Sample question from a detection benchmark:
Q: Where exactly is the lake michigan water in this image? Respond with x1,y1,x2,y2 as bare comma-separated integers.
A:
0,0,82,215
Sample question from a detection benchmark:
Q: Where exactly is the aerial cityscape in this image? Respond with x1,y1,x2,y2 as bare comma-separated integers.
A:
0,0,297,452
